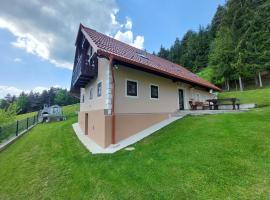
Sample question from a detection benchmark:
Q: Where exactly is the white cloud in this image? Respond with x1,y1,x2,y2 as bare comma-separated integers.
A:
0,1,144,70
114,30,144,49
32,86,49,94
133,35,145,49
14,58,22,62
0,85,64,99
125,17,132,30
0,86,23,98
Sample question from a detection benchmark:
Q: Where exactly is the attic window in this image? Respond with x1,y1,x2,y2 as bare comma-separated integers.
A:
137,52,149,60
175,68,181,72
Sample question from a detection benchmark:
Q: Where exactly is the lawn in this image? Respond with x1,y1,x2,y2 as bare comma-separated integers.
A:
15,111,37,120
219,87,270,107
0,97,270,199
14,104,79,121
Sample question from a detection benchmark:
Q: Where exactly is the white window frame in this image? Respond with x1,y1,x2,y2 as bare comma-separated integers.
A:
177,87,187,110
81,93,84,103
150,84,159,100
89,87,93,100
125,79,138,98
97,81,102,98
87,46,92,64
196,93,200,101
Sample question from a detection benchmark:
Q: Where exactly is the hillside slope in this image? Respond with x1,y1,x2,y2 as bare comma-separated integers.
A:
219,87,270,107
0,95,269,199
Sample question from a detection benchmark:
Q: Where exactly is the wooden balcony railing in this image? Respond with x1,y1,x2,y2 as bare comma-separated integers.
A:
71,52,98,91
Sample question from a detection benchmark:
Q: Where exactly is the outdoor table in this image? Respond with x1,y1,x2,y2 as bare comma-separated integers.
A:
206,98,240,110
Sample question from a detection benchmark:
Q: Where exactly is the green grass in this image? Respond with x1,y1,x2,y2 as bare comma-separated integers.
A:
0,99,270,199
15,104,79,121
219,87,270,107
62,103,79,116
15,111,37,120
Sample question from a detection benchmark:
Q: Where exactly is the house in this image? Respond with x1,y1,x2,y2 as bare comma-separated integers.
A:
38,104,64,122
70,24,221,148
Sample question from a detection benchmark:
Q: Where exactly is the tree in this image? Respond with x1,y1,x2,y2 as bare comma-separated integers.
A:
55,89,67,106
155,0,270,90
0,87,79,115
193,26,211,72
210,5,226,38
168,38,182,65
157,45,170,60
178,30,197,71
16,92,29,114
0,103,19,125
0,99,9,110
209,26,235,90
239,0,270,87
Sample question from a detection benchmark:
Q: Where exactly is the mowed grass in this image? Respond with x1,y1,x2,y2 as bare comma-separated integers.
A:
15,111,37,120
219,87,270,107
0,98,270,199
14,104,79,121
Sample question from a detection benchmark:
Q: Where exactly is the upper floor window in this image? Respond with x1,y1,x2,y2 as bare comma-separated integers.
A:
150,84,159,99
97,82,102,97
87,46,93,64
126,80,138,97
81,94,84,103
89,88,93,100
196,93,200,101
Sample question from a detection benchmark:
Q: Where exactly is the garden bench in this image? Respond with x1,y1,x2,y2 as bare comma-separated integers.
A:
189,101,209,110
207,98,240,110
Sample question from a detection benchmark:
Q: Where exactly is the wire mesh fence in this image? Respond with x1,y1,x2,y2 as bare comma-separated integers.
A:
0,115,38,144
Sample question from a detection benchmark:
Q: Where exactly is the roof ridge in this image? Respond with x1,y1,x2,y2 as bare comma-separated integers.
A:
82,25,142,50
80,24,220,91
83,25,193,73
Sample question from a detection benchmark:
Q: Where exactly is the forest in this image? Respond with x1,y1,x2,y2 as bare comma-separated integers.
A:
156,0,270,91
0,87,78,121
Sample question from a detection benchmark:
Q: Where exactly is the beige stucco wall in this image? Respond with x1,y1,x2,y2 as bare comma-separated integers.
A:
114,65,179,113
115,113,169,143
114,65,216,113
78,110,112,148
77,57,217,147
78,110,170,147
79,58,216,114
80,57,111,112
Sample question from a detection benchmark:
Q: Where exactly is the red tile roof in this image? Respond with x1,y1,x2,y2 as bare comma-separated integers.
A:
81,24,221,91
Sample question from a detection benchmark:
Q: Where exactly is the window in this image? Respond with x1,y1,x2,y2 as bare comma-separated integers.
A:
89,88,93,99
81,94,84,103
150,85,159,99
97,82,102,97
87,46,93,64
52,107,58,114
196,93,200,101
126,80,138,97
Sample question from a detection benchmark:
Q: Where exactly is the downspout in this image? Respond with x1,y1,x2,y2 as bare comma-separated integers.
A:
109,57,116,144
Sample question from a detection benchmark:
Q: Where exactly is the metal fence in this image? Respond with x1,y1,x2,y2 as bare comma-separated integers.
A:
0,115,38,144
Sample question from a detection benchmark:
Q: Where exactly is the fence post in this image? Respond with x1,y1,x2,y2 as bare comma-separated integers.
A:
26,117,29,130
33,115,35,125
16,120,19,136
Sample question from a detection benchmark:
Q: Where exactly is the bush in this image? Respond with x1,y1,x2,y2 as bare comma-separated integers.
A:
0,103,19,125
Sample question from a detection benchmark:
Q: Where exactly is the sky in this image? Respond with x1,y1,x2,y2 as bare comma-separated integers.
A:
0,0,225,98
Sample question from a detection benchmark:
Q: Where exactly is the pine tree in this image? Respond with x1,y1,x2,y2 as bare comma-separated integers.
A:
209,26,235,90
157,45,170,60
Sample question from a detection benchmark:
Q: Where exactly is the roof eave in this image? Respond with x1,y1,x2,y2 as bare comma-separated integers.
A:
97,49,221,92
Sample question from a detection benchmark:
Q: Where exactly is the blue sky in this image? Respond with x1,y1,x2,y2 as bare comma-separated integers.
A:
0,0,225,98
